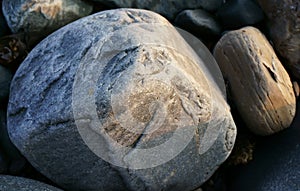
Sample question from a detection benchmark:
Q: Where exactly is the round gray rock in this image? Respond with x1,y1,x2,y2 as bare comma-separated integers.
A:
90,0,223,20
0,175,62,191
8,9,236,191
2,0,93,44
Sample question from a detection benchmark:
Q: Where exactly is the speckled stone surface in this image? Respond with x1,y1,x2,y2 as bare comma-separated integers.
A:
0,175,62,191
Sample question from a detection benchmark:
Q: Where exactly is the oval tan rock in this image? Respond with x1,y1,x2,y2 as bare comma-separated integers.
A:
213,26,296,135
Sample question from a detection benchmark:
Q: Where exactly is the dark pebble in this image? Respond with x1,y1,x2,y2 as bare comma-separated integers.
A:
217,0,265,29
174,9,221,39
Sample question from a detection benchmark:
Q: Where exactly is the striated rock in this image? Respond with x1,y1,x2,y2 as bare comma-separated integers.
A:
90,0,223,20
214,26,296,135
7,9,236,191
229,100,300,191
0,175,62,191
174,9,221,39
216,0,265,29
0,65,12,104
256,0,300,79
2,0,93,46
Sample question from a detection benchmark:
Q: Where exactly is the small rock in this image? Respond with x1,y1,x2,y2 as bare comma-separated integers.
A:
256,0,300,79
216,0,265,29
2,0,93,46
0,65,12,104
229,100,300,191
0,34,28,71
174,9,221,39
0,175,62,191
214,26,296,135
90,0,224,20
8,9,236,191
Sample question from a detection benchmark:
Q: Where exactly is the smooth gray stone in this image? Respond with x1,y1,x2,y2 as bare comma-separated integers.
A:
229,100,300,191
216,0,265,29
90,0,224,20
0,175,62,191
7,9,236,191
0,65,12,103
174,9,221,38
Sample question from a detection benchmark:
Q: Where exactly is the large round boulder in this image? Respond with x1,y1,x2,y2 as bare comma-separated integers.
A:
8,9,236,191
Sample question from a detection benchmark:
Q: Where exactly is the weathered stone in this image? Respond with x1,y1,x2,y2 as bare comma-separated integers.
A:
256,0,300,79
8,9,236,191
229,100,300,191
0,65,12,104
216,0,265,29
174,9,221,38
90,0,223,20
214,26,296,135
0,175,62,191
2,0,93,45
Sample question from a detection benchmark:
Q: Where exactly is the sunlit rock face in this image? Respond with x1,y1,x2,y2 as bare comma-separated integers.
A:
7,9,236,191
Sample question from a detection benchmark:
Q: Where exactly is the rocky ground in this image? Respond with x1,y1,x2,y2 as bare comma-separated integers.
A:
0,0,299,190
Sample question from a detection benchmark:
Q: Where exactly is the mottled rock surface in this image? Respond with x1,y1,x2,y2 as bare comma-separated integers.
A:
0,175,62,191
2,0,93,45
256,0,300,79
90,0,223,20
174,9,221,39
8,9,236,191
214,26,295,135
216,0,265,29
